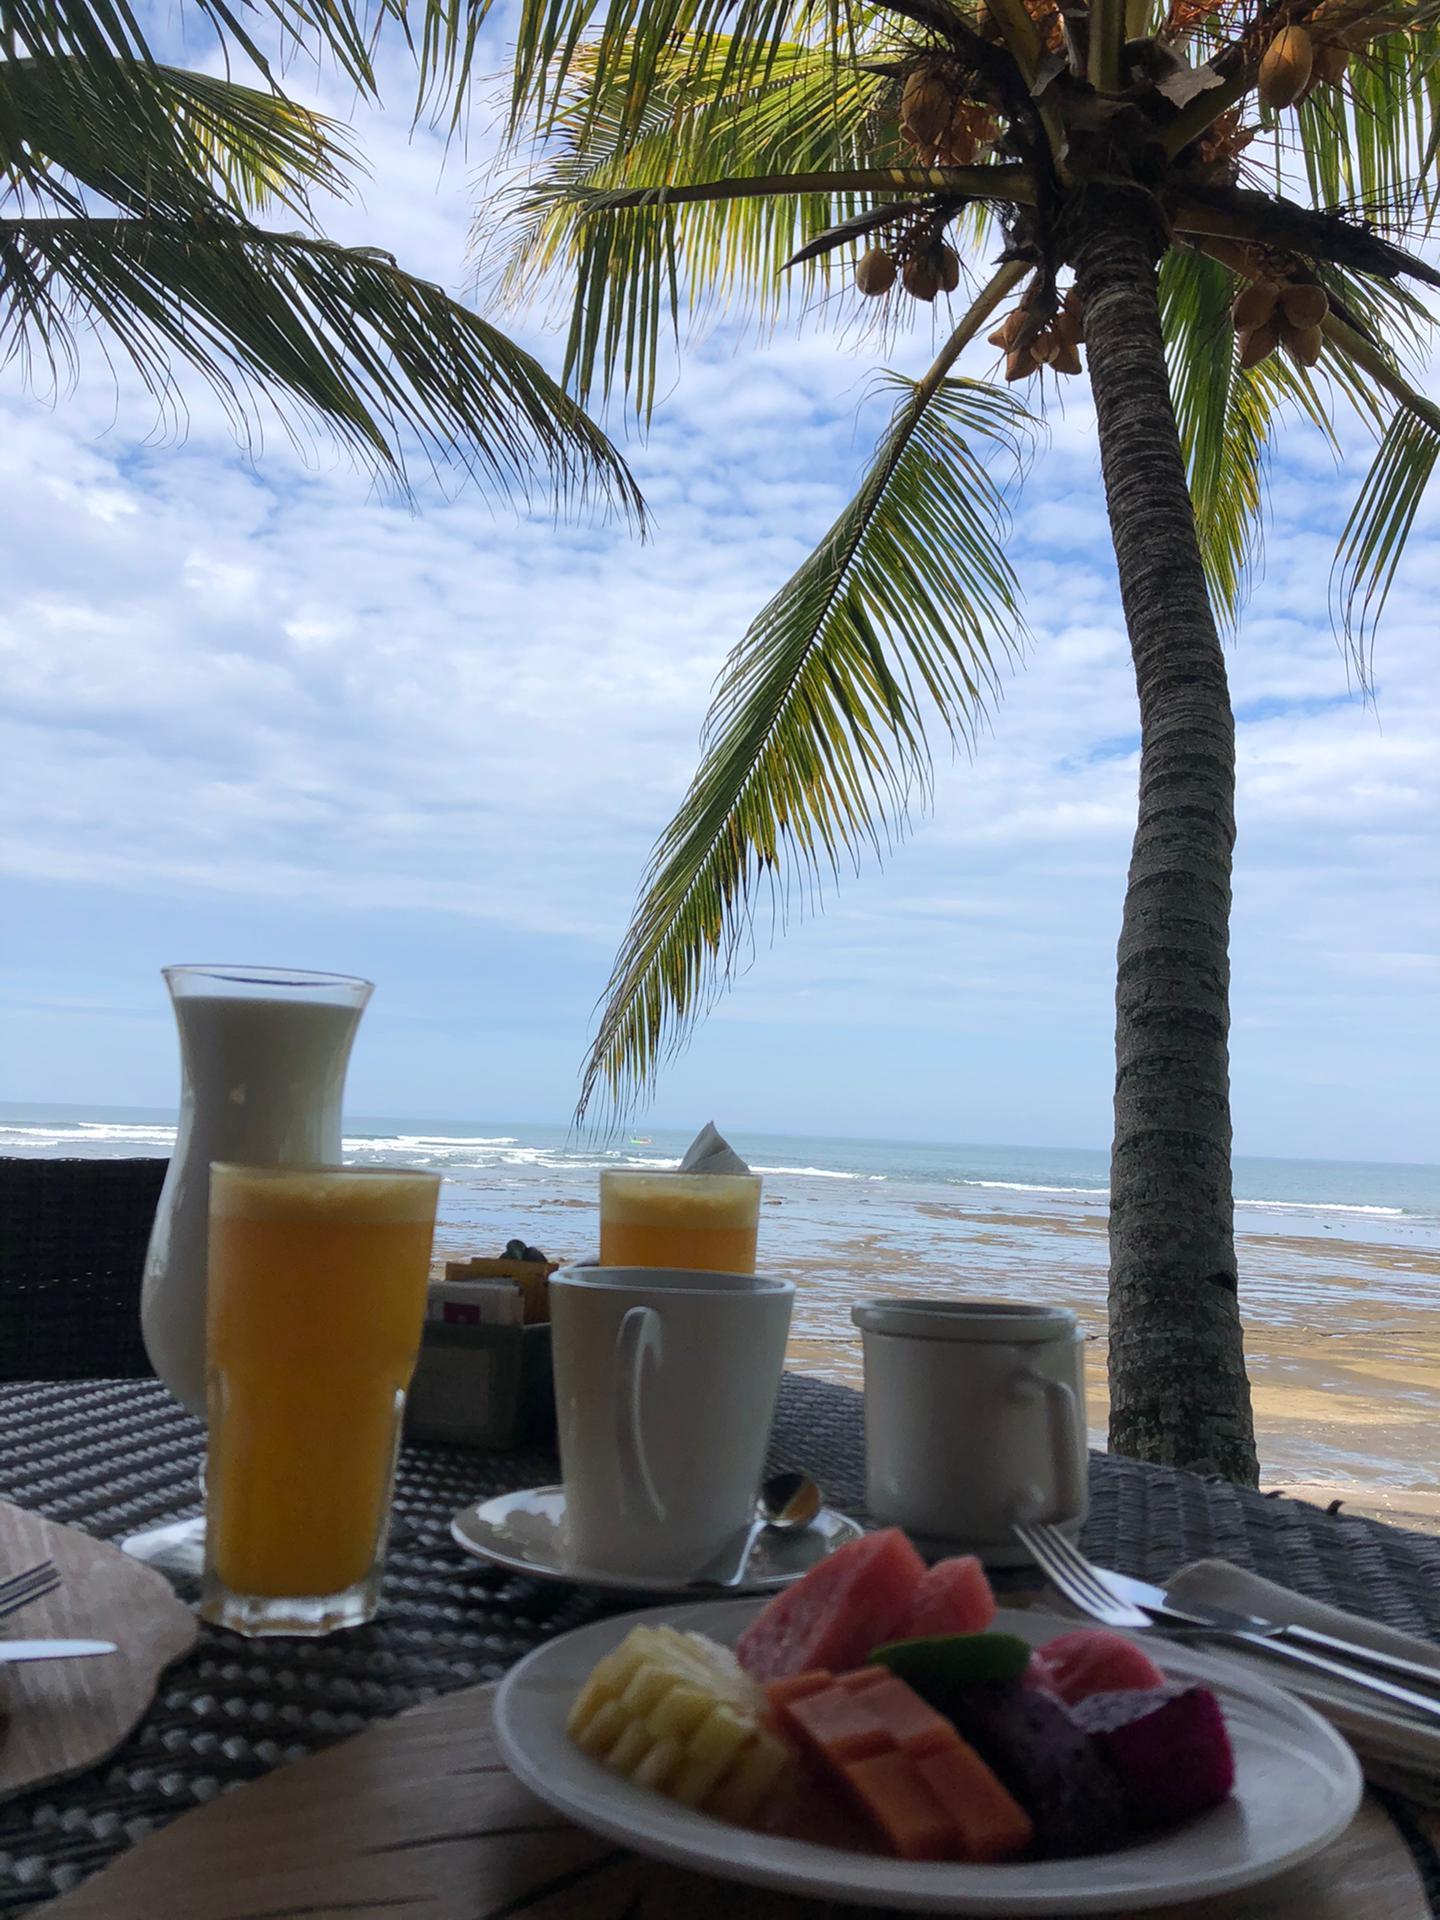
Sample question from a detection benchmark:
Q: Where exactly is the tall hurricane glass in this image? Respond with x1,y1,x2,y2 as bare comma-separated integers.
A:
127,966,372,1572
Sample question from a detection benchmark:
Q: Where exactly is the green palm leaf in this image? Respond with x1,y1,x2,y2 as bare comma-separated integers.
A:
484,30,899,416
2,57,355,220
0,212,644,511
1333,400,1440,679
578,272,1030,1118
1,0,380,107
1292,20,1440,231
1160,245,1358,624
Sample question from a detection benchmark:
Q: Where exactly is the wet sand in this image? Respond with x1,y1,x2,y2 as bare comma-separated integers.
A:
767,1205,1440,1501
439,1190,1440,1504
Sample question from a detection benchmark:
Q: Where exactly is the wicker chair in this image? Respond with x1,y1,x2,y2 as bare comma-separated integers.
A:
0,1158,166,1380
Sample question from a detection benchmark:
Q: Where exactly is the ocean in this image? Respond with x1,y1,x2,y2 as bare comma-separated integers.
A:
5,1105,1439,1489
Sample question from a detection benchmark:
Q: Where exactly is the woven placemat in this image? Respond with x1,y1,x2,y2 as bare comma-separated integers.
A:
1,1374,1439,1909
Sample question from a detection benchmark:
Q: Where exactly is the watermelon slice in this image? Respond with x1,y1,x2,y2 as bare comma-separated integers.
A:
1035,1628,1167,1705
736,1529,926,1682
896,1556,997,1640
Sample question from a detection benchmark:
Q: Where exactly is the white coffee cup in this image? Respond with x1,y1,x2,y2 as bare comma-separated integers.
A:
853,1299,1088,1566
551,1266,794,1581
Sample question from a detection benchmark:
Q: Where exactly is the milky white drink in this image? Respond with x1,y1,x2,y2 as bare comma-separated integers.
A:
141,968,371,1418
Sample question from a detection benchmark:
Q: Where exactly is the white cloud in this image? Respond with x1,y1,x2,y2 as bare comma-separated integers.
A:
0,16,1437,1158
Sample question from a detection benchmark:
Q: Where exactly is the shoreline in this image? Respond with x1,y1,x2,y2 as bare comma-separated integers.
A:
438,1188,1440,1507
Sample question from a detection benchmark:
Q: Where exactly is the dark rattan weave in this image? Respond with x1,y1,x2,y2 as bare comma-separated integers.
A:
1,1373,1439,1910
0,1163,166,1382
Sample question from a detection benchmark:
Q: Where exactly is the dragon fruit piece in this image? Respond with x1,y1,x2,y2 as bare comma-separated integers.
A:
947,1683,1131,1857
1070,1685,1235,1824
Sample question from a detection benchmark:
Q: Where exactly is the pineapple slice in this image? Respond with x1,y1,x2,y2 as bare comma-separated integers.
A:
568,1626,795,1827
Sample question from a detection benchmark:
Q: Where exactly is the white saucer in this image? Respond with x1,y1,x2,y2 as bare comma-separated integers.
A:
449,1486,865,1594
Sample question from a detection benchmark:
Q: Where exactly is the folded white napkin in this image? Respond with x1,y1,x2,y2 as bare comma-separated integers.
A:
678,1122,751,1176
1169,1558,1440,1804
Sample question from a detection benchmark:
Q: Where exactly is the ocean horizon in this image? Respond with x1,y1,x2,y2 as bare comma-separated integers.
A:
6,1100,1440,1487
2,1101,1437,1238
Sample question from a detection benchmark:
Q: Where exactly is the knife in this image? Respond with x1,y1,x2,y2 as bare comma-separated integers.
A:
1096,1568,1440,1719
0,1639,118,1664
1097,1568,1440,1694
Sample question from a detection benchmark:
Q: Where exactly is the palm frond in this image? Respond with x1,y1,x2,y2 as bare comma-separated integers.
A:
484,28,1031,417
1293,19,1440,232
1161,245,1269,623
1,0,382,106
504,0,867,144
1328,363,1440,677
0,212,643,515
484,29,898,416
1159,244,1367,624
1,57,356,221
577,272,1031,1119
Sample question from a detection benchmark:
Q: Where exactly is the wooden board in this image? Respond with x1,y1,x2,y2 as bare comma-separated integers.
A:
0,1500,197,1800
43,1680,1434,1920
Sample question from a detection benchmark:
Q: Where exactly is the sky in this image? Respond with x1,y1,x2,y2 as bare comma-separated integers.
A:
1,15,1438,1163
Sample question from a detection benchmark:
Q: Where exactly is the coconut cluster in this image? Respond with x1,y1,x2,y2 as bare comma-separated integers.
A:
1233,277,1329,368
899,60,1000,167
987,284,1085,381
855,232,960,303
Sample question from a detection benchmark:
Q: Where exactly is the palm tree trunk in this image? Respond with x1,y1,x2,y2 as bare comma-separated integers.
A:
1072,188,1260,1485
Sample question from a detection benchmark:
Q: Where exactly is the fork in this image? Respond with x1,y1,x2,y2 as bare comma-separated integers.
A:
1013,1520,1440,1725
1013,1522,1155,1629
0,1560,61,1621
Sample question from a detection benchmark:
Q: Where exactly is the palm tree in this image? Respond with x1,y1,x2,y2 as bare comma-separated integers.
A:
1,0,642,511
487,0,1440,1482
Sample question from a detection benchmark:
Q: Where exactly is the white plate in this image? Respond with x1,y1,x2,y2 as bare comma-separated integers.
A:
493,1600,1363,1915
450,1487,865,1594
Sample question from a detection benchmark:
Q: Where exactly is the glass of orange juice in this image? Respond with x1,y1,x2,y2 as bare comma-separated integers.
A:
599,1170,761,1273
201,1163,440,1637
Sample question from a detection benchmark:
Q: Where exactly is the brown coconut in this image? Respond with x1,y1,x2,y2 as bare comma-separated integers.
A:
902,253,944,302
936,244,961,294
1005,343,1037,381
901,69,953,151
1052,337,1083,376
856,248,897,297
987,307,1027,349
1280,282,1329,328
1238,318,1282,368
1233,280,1280,331
1285,321,1324,366
1259,25,1314,109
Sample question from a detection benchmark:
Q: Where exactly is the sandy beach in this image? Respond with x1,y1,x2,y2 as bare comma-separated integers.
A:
441,1182,1440,1510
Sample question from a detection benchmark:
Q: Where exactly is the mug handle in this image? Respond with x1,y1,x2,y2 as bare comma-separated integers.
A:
1011,1367,1088,1525
615,1305,667,1526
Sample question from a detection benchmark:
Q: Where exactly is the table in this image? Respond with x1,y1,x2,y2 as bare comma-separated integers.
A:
2,1373,1440,1913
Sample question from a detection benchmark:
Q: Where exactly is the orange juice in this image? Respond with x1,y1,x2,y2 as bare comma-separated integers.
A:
599,1171,761,1273
203,1165,438,1631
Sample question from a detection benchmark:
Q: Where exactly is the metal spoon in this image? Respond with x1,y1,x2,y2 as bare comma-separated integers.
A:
759,1469,823,1532
698,1471,824,1588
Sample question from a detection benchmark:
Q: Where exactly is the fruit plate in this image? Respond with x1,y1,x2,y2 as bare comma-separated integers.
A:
493,1600,1363,1916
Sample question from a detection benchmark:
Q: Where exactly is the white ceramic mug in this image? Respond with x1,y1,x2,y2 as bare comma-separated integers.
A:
853,1299,1088,1566
551,1266,795,1581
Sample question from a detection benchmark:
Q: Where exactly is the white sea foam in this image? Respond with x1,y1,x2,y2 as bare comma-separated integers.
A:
965,1179,1107,1197
343,1133,519,1150
1237,1198,1405,1218
752,1164,870,1180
